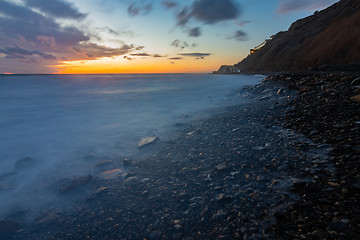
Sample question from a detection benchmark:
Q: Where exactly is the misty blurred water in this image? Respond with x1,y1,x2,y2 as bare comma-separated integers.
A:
0,73,262,217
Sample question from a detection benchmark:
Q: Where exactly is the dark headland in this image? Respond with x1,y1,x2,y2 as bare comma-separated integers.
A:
215,0,360,238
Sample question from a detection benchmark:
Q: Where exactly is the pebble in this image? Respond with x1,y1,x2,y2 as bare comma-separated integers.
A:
215,163,227,171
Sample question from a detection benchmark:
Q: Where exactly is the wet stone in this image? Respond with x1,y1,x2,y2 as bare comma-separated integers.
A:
215,163,227,171
97,169,123,180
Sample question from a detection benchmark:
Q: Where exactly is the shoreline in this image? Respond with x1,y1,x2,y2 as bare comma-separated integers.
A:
3,72,359,239
270,72,360,239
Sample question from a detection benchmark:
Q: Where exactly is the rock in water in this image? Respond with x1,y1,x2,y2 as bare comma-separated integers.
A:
138,136,159,148
59,175,92,194
15,157,38,170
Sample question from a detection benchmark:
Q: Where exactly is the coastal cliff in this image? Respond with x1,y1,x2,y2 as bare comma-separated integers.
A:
220,0,360,73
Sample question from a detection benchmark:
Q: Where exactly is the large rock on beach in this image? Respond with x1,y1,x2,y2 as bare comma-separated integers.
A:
138,136,159,148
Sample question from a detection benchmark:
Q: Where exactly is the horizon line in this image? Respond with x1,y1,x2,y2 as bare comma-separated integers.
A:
0,72,213,76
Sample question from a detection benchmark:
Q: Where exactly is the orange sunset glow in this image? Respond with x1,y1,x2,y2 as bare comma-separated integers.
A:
55,57,219,74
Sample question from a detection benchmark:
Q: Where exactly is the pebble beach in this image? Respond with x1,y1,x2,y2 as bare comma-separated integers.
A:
2,73,359,240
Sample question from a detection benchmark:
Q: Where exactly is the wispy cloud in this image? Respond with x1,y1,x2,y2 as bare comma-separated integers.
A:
0,45,56,60
162,0,177,9
152,54,165,58
24,0,86,19
127,53,166,58
236,20,253,27
178,52,211,59
128,3,152,17
130,53,151,57
277,0,338,14
227,30,247,41
169,57,183,60
71,43,139,60
171,39,197,50
123,56,133,61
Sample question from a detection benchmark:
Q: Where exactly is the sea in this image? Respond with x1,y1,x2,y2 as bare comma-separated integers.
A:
0,74,263,218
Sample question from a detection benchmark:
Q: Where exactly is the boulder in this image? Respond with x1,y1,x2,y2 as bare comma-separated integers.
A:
138,136,159,148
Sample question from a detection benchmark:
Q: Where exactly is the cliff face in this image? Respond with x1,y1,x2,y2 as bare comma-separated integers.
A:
235,0,360,72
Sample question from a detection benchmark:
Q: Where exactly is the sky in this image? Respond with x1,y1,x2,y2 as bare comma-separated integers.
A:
0,0,339,74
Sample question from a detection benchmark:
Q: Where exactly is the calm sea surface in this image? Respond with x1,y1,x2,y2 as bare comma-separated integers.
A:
0,74,262,216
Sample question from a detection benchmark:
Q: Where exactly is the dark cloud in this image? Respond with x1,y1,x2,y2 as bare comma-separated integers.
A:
277,0,338,14
0,0,89,48
179,53,211,58
176,0,240,26
152,54,165,58
176,7,191,27
171,39,197,50
71,43,140,60
24,0,86,19
188,27,201,37
0,0,144,73
227,30,247,41
130,53,151,56
191,0,240,24
162,0,177,9
128,3,152,17
0,45,56,60
169,57,183,60
171,39,186,49
123,56,133,61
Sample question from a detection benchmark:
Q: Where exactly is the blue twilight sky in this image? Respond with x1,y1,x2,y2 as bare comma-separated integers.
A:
0,0,339,74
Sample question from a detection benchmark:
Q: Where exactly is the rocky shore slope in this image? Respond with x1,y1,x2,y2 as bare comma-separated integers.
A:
271,72,360,239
